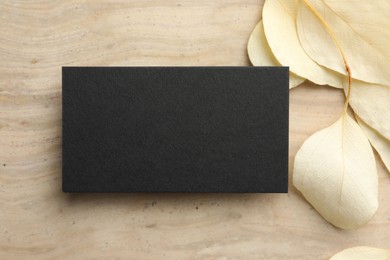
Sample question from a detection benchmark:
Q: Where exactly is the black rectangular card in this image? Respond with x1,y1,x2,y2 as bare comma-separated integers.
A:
62,67,289,193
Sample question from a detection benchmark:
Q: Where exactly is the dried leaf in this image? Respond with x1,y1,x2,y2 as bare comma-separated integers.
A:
262,0,343,88
330,246,390,260
296,0,390,85
357,116,390,173
347,80,390,141
293,115,378,229
247,21,305,88
323,0,390,60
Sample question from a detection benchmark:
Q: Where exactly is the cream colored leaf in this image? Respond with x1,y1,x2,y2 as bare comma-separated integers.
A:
262,0,343,88
347,80,390,140
247,21,305,88
357,116,390,173
293,115,378,229
330,246,390,260
323,0,390,60
297,0,390,85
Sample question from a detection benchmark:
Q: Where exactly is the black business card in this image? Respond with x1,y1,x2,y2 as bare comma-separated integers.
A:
62,67,289,193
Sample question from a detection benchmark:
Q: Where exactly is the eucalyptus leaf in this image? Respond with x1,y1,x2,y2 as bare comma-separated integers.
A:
323,0,390,60
262,0,343,88
357,116,390,173
247,21,305,88
348,80,390,141
296,0,390,85
330,246,390,260
293,115,378,229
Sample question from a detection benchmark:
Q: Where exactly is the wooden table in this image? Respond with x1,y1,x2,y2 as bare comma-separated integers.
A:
1,1,389,259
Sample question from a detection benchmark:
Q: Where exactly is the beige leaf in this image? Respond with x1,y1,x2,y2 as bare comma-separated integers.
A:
330,246,390,260
296,0,390,85
262,0,343,88
347,80,390,141
293,115,378,229
247,21,305,88
323,0,390,60
357,116,390,173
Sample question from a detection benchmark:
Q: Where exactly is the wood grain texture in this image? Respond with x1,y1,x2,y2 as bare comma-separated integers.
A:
0,0,389,259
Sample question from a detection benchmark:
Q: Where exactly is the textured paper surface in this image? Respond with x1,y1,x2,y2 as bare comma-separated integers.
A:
62,67,289,192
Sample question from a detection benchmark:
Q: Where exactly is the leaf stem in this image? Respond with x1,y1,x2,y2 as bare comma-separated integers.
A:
301,0,352,205
301,0,352,116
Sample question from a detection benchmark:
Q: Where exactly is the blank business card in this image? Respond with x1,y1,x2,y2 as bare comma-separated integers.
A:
62,67,289,192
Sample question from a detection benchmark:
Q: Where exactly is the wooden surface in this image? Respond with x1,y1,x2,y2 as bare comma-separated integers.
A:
0,0,389,259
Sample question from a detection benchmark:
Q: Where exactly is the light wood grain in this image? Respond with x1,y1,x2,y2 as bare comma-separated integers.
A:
0,0,389,259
